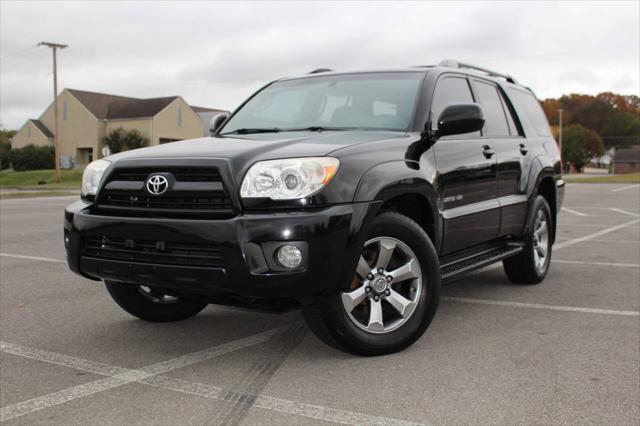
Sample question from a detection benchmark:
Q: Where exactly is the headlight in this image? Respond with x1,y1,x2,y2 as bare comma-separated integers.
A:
240,157,339,200
81,159,111,197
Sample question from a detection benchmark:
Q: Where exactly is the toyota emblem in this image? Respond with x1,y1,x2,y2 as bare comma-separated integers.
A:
146,175,169,195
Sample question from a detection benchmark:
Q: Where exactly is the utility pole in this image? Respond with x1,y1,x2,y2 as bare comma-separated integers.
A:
558,108,564,173
38,41,67,182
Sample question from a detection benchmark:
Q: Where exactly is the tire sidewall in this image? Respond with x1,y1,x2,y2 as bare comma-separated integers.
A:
524,196,553,281
323,213,441,355
105,281,207,322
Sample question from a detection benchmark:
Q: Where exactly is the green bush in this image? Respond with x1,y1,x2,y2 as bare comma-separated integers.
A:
8,144,55,171
0,142,10,170
103,127,149,153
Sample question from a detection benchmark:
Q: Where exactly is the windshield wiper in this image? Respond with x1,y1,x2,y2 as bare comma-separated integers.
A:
282,126,356,132
219,127,283,135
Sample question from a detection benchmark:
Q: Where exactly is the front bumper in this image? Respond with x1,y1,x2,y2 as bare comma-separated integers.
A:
64,201,378,302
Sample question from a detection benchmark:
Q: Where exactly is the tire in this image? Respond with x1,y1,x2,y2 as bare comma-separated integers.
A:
105,281,208,322
302,212,441,356
503,195,553,284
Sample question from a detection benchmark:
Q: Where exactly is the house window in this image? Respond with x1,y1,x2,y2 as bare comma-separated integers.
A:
177,107,182,127
63,100,68,121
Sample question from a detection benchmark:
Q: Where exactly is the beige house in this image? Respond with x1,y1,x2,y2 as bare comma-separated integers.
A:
12,89,227,167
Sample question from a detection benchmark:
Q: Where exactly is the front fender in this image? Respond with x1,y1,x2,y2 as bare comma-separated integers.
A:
353,160,441,250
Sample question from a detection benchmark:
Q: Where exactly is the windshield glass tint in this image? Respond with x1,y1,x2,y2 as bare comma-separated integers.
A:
221,72,424,133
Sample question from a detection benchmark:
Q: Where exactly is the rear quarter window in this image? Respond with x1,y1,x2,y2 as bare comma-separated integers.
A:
506,88,551,137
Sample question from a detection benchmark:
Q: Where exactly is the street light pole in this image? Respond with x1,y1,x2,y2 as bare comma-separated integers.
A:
38,41,68,182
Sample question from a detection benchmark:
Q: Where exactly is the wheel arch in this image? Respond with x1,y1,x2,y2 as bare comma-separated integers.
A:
526,158,558,243
354,161,441,252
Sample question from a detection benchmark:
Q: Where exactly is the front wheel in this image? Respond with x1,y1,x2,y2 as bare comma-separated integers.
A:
303,212,441,356
503,195,553,284
105,281,208,322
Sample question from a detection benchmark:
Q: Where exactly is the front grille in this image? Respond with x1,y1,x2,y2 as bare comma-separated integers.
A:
83,236,223,267
99,194,230,210
96,166,234,218
111,167,223,182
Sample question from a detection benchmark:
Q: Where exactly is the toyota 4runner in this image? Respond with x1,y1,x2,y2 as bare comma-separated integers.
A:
64,60,564,355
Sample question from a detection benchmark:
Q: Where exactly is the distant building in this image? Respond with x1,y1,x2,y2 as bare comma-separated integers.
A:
11,89,227,167
588,147,615,169
612,145,640,174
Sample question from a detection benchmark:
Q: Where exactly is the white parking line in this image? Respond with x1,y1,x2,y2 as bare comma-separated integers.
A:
145,375,422,426
482,218,640,272
0,339,422,426
556,238,639,244
609,208,640,218
561,207,587,217
612,184,640,193
0,195,78,203
0,253,66,263
553,259,639,268
554,219,640,250
556,223,617,228
0,329,279,423
443,297,640,317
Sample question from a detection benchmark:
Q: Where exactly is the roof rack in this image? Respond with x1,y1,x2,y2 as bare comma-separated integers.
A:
438,59,518,84
308,68,334,74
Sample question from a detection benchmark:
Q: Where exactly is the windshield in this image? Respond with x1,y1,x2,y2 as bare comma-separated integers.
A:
221,72,424,134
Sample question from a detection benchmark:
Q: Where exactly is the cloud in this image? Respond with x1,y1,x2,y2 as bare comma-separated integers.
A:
1,0,638,129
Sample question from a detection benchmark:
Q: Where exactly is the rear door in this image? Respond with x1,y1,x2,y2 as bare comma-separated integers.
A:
431,75,499,254
469,78,528,238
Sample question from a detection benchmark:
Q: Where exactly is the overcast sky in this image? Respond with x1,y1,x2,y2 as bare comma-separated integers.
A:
1,1,638,129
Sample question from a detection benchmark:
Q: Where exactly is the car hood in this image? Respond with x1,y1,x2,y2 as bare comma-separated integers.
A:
107,130,407,166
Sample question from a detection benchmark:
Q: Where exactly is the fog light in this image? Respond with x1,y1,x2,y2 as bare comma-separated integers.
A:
276,245,302,269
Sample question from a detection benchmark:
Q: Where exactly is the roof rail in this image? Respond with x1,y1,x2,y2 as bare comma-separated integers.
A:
438,59,518,84
308,68,334,74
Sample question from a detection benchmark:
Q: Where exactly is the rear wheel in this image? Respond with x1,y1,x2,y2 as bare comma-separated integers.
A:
105,281,208,322
503,195,553,284
303,212,441,356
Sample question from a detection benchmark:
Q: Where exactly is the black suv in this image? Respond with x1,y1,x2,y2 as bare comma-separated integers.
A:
64,60,564,355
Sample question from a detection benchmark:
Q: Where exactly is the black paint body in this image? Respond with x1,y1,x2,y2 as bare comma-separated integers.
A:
64,66,564,309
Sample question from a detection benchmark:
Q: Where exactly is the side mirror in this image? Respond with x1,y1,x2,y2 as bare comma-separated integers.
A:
210,113,230,136
435,103,484,138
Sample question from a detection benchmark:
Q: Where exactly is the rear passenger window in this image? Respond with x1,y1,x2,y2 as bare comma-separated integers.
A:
507,88,552,137
431,76,479,137
498,94,521,136
472,80,510,137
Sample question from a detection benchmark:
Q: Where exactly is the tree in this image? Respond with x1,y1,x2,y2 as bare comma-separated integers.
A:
123,129,149,150
542,92,640,149
0,129,15,170
561,124,605,172
102,128,149,154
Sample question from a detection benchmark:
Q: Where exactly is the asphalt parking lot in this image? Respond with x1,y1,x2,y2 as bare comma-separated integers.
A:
0,183,638,426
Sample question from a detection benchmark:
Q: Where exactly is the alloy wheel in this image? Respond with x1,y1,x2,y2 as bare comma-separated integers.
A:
341,237,423,334
532,209,549,274
137,286,179,304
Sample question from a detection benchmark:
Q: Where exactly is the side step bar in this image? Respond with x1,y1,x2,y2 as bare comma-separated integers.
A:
440,243,524,283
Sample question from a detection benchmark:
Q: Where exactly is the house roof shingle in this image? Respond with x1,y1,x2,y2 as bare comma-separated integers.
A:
66,89,226,120
106,96,178,119
67,89,137,119
30,119,54,138
190,105,227,113
614,145,640,163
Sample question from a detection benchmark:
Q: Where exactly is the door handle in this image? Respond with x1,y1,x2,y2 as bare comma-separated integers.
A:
482,145,495,159
519,143,528,155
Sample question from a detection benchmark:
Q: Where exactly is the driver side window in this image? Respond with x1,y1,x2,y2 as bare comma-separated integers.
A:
431,76,480,137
